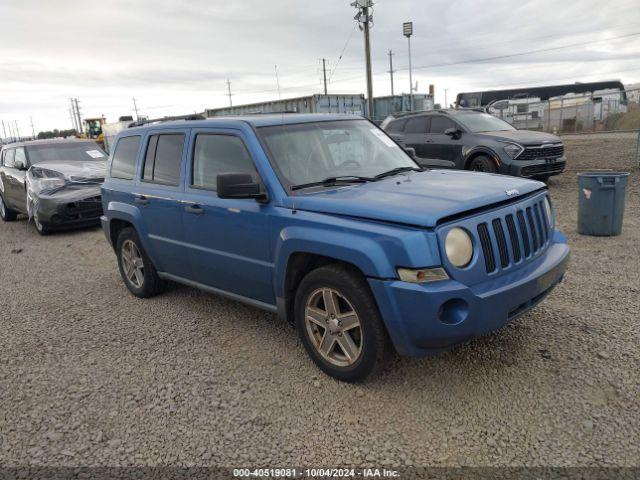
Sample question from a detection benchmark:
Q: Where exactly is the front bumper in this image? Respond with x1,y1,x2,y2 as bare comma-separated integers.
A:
508,156,567,178
368,236,570,357
35,188,103,229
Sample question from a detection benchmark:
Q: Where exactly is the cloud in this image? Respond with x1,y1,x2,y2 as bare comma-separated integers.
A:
1,0,639,132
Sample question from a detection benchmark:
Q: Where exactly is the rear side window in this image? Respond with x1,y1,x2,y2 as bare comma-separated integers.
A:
14,148,27,167
110,136,141,180
3,149,15,168
142,134,184,186
430,116,457,134
192,134,256,190
404,116,429,133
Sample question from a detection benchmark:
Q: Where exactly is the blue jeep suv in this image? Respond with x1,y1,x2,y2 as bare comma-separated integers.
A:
101,114,569,381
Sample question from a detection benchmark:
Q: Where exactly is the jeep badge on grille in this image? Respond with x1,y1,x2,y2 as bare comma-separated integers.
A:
505,189,520,196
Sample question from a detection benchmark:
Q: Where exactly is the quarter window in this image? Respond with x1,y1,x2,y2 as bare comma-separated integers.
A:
429,116,457,134
404,116,429,133
110,136,141,180
142,134,184,186
192,134,256,190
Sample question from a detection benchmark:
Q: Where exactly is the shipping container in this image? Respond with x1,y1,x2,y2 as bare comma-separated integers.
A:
205,94,366,118
370,93,434,122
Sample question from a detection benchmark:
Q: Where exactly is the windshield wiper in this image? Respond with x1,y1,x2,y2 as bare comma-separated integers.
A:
290,175,376,191
374,166,423,180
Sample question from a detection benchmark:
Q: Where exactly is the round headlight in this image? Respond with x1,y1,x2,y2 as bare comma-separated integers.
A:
544,197,554,227
445,228,474,268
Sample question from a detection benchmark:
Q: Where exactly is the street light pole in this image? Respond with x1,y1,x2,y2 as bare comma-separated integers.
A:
403,22,414,112
353,0,374,119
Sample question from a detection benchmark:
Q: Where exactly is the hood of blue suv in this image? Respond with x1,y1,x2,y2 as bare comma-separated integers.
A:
475,130,561,145
290,170,545,228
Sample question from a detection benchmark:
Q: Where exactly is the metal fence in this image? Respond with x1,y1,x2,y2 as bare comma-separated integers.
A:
487,88,640,169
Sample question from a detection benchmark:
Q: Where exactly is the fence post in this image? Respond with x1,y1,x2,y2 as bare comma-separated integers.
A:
636,129,640,169
559,98,564,133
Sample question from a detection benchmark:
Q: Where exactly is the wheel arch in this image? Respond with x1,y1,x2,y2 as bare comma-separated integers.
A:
463,147,501,170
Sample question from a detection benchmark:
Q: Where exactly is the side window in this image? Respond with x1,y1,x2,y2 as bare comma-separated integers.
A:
386,119,406,133
192,134,257,190
429,116,457,134
110,136,141,180
4,149,16,168
404,116,429,133
142,134,184,186
14,148,27,168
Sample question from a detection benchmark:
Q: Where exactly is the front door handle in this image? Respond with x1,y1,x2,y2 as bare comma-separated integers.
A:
134,195,149,205
185,204,204,214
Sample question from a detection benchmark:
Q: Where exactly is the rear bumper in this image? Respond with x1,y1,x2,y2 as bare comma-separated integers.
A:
508,156,566,178
368,235,570,357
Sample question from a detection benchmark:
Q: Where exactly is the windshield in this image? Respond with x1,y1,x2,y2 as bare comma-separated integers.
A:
258,120,417,189
26,142,106,164
454,113,516,133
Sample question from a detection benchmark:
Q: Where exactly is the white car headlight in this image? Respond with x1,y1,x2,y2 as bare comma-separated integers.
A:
544,197,554,228
445,227,474,268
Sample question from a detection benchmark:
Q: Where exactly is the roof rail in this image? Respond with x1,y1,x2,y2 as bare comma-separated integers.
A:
128,114,205,128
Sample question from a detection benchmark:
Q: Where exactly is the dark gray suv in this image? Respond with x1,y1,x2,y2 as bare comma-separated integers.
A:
382,109,566,180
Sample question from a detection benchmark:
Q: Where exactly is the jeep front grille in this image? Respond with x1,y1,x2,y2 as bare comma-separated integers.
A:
478,199,550,273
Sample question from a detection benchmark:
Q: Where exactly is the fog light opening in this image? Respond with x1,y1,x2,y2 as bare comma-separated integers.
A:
438,298,469,326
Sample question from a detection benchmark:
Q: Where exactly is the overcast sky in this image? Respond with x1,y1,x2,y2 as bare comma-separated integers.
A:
1,0,639,134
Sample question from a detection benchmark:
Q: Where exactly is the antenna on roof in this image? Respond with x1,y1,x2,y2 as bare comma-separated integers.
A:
275,65,282,101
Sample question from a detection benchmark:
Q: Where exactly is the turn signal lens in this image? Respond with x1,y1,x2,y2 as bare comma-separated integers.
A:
445,227,474,268
397,267,449,283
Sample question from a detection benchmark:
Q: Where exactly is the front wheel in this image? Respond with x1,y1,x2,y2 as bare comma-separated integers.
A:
294,264,387,382
0,195,18,222
468,155,498,174
116,227,164,298
33,214,51,235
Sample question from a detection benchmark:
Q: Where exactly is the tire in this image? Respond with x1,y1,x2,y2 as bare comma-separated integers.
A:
0,194,18,222
116,227,164,298
33,214,51,235
294,264,387,382
468,155,498,174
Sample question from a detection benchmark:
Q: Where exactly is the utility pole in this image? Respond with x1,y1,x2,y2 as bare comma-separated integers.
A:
74,98,82,133
225,79,233,107
403,22,414,112
30,116,36,138
387,50,395,96
132,97,140,121
1,120,7,142
444,88,448,108
14,121,21,141
321,59,328,95
352,0,374,119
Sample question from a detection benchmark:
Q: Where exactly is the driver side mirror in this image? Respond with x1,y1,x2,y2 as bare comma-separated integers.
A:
14,159,27,170
444,128,462,139
217,172,268,203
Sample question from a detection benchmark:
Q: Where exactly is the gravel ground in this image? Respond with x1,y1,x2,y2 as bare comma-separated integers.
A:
0,135,638,471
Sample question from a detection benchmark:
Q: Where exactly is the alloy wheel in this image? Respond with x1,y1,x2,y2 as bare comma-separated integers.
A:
304,287,363,367
121,239,145,288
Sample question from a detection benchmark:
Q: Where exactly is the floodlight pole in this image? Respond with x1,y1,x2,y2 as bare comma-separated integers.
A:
404,22,414,112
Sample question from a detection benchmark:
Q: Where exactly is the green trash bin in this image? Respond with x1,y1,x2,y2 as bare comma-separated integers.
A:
577,171,629,236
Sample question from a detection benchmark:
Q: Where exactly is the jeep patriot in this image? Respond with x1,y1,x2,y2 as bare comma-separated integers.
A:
101,114,569,381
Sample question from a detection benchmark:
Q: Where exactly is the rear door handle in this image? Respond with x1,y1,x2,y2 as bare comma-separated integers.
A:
185,204,204,214
134,195,149,205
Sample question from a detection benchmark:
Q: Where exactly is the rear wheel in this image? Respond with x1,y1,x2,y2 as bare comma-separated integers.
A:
116,227,164,298
0,195,18,222
468,155,498,174
294,264,387,382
